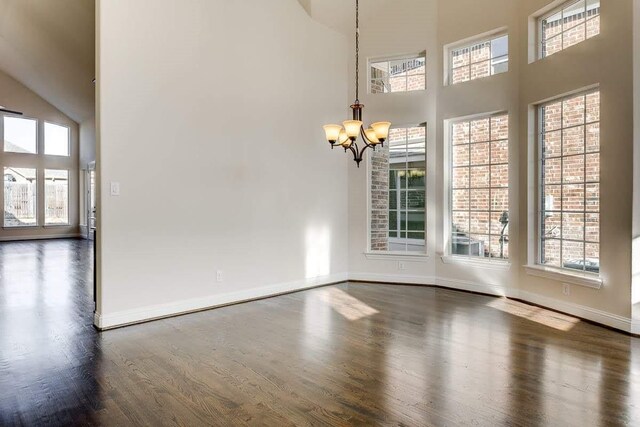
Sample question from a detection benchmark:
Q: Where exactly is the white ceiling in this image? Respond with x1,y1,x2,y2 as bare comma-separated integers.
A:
0,0,95,123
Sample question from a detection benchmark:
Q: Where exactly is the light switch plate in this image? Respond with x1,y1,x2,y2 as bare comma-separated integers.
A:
110,182,120,196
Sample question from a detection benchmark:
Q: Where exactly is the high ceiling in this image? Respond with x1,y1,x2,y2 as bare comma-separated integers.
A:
0,0,95,123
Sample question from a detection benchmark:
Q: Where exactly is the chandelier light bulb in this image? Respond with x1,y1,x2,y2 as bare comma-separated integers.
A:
364,128,378,144
343,120,363,140
371,122,392,142
323,124,343,143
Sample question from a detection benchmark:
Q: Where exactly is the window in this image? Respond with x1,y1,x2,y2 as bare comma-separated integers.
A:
539,0,600,58
370,126,426,253
450,114,509,259
4,167,37,227
539,90,600,273
4,116,37,154
45,169,69,225
449,34,508,85
44,122,70,156
370,55,426,94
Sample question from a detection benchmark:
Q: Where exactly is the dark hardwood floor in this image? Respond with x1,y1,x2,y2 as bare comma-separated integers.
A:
0,239,638,426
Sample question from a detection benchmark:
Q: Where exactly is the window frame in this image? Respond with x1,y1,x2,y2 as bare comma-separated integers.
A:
446,111,510,264
44,121,71,157
44,168,71,226
368,53,426,95
366,122,427,257
537,0,600,59
536,88,601,277
446,31,509,86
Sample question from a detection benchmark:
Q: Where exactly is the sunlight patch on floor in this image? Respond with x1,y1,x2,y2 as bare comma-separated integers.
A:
317,287,379,321
487,298,580,331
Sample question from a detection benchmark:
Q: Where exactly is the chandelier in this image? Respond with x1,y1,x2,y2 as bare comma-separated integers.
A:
322,0,390,167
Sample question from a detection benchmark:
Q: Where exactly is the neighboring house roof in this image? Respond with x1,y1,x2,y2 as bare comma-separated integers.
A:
4,139,31,154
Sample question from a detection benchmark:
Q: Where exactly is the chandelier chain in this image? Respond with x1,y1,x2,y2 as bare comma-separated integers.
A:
355,0,359,103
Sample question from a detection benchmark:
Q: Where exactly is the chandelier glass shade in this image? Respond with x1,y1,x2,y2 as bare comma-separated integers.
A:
322,0,391,167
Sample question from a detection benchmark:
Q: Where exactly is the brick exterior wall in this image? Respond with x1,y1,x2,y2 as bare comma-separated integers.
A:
540,90,600,271
370,144,390,251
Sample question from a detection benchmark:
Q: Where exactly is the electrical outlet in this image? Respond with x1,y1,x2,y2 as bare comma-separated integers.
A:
562,283,571,296
398,261,406,270
216,270,223,283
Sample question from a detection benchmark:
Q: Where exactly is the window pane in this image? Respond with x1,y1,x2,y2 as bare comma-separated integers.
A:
563,0,586,31
44,122,70,156
539,91,599,273
540,0,599,58
45,170,69,225
450,35,508,84
450,114,509,259
4,167,37,226
370,126,426,252
370,56,425,94
4,117,37,154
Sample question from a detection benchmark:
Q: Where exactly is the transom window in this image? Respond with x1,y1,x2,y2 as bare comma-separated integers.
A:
539,0,600,58
4,116,37,154
450,114,509,259
449,34,508,85
44,122,70,156
369,55,426,94
539,90,600,274
370,126,426,253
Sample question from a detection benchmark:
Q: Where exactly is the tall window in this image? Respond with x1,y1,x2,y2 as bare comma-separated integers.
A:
539,90,600,273
4,116,37,154
449,34,508,85
450,114,509,259
539,0,600,58
370,126,426,253
45,169,69,225
4,167,37,227
44,122,70,156
370,55,426,94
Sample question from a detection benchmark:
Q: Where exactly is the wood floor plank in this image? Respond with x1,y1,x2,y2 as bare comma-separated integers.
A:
0,239,639,426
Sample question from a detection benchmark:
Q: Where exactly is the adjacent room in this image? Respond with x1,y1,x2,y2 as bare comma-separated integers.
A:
1,0,639,425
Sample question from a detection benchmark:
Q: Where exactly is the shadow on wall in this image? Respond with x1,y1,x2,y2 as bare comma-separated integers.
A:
305,225,331,279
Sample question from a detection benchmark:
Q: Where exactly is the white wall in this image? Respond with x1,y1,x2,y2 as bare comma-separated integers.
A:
633,0,640,321
343,0,637,332
95,0,349,327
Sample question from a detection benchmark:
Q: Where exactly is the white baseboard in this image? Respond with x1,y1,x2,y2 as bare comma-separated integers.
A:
94,272,348,330
0,233,83,242
513,289,634,333
348,272,507,297
349,272,636,334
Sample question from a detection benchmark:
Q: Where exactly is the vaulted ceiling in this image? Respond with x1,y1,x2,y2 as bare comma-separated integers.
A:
0,0,95,123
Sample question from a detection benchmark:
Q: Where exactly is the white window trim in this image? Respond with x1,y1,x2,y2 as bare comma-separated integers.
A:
443,27,508,86
535,88,601,279
368,52,426,95
366,122,428,257
444,111,511,265
524,264,602,289
536,0,601,60
44,121,71,157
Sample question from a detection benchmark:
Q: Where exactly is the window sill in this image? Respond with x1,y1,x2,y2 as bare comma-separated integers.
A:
3,225,39,229
43,224,72,228
441,255,511,270
364,251,429,262
524,264,603,289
